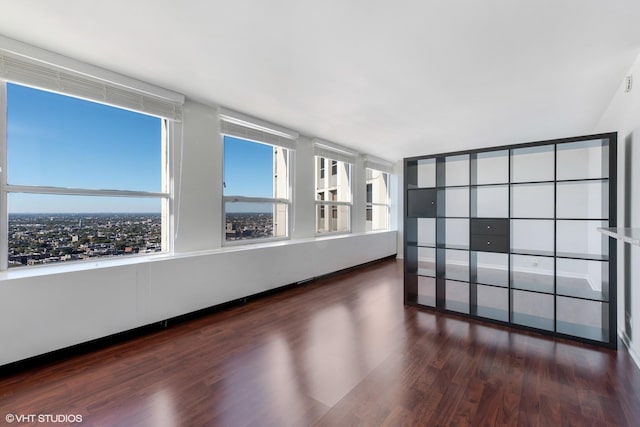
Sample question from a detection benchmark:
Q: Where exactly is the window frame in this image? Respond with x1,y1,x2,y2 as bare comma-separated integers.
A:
0,81,173,270
314,154,353,235
365,167,391,231
220,120,295,246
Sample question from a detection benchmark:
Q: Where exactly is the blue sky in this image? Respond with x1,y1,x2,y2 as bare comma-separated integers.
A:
7,83,273,213
224,135,275,213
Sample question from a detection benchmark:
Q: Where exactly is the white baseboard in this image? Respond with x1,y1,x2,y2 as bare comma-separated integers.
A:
619,329,640,371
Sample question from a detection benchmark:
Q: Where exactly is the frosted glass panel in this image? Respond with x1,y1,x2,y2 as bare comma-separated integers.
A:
511,145,554,183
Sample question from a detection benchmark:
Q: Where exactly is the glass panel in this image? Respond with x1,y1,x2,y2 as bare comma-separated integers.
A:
366,205,389,231
556,220,608,259
557,259,608,301
511,289,554,331
366,169,389,204
473,150,509,185
225,136,288,198
7,83,163,192
511,219,554,255
511,145,554,183
445,219,469,248
445,249,469,282
445,280,469,314
556,181,608,219
316,204,350,234
416,218,436,246
417,276,436,307
472,185,508,217
225,202,288,241
417,247,436,277
511,183,554,218
556,139,609,181
474,252,508,287
477,285,509,322
8,194,164,268
445,187,469,217
315,157,351,202
510,255,554,293
557,297,609,342
445,155,469,186
417,158,436,188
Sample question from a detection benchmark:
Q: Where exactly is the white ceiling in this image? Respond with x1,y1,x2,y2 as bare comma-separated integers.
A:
1,0,640,161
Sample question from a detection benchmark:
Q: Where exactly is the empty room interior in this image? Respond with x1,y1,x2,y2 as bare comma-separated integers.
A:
2,1,640,425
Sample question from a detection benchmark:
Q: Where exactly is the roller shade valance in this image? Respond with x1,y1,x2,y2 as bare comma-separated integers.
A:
219,107,298,150
0,53,183,121
313,139,357,164
364,155,394,174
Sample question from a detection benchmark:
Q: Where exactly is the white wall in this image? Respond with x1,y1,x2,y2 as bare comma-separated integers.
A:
595,51,640,367
0,98,398,367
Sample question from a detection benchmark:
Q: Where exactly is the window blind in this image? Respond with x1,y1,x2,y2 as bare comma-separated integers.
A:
364,155,394,174
313,139,357,164
219,107,298,150
0,53,183,121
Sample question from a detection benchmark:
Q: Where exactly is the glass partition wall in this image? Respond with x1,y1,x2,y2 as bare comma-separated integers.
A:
404,133,617,348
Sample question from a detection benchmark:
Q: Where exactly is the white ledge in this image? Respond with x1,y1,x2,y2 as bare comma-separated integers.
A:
0,230,396,281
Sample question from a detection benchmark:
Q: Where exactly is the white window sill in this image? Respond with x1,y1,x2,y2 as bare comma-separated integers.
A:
0,230,396,281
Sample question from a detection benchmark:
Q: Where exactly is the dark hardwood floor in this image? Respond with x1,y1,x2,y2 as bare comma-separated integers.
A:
1,258,639,426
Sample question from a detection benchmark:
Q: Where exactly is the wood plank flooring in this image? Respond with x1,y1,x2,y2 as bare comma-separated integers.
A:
0,258,639,426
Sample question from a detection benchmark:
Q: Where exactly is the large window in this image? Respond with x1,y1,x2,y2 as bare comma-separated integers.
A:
366,168,390,230
315,154,352,234
221,114,294,243
3,83,169,268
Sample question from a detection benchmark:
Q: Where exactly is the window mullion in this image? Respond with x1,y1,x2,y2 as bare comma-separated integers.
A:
0,82,8,270
2,185,168,198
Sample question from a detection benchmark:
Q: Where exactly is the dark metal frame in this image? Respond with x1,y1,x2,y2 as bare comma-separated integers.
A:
403,132,617,349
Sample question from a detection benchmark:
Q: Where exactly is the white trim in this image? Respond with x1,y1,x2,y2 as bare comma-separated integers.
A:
218,107,298,140
0,82,7,270
619,330,640,370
